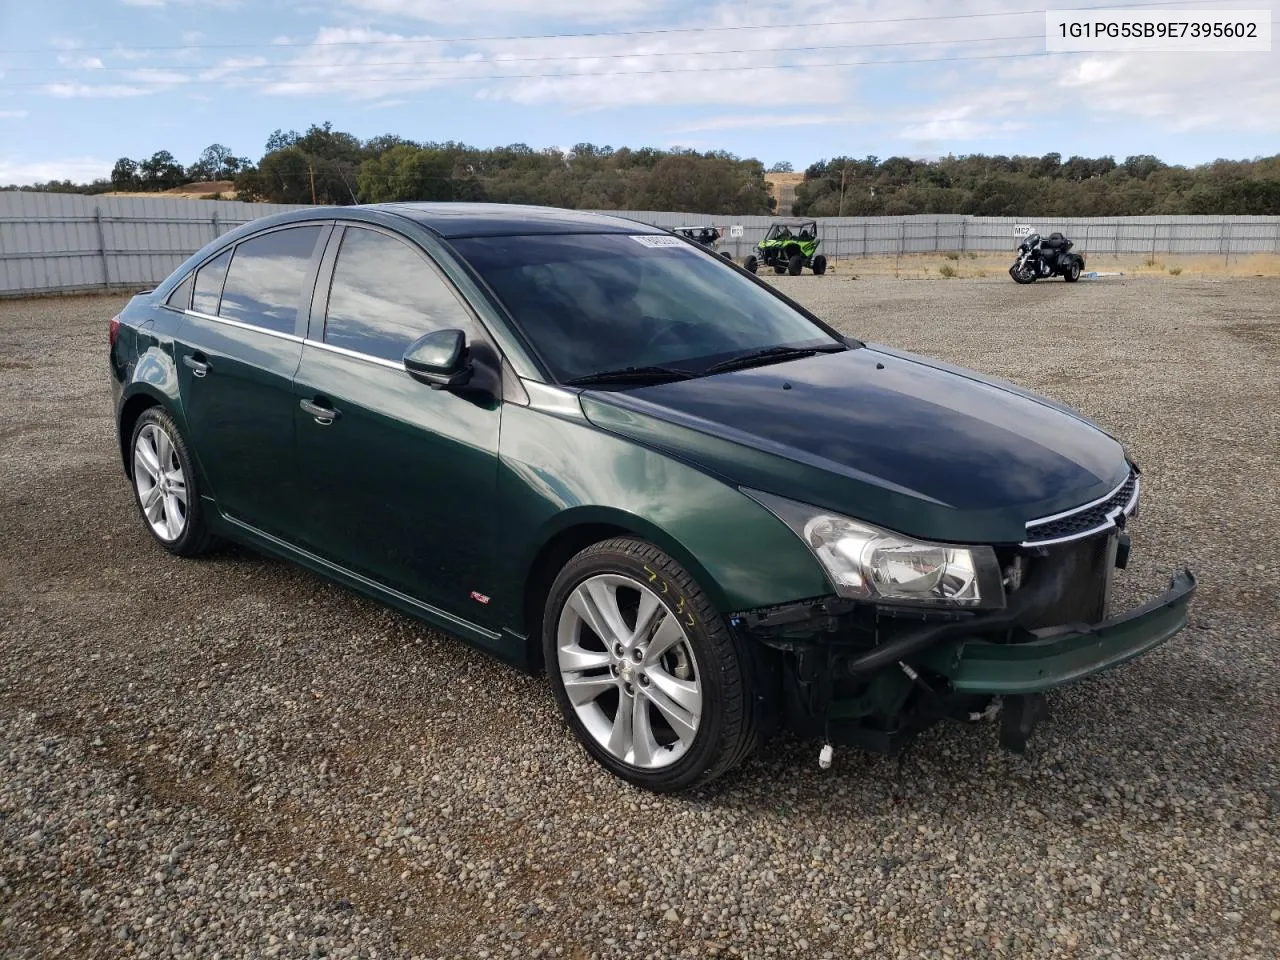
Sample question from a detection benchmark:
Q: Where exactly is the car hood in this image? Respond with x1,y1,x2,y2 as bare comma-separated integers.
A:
578,345,1130,545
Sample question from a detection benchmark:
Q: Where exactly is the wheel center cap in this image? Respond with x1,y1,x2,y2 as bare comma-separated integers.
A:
620,663,635,684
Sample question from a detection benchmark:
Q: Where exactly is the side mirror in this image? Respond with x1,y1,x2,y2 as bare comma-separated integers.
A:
403,328,473,390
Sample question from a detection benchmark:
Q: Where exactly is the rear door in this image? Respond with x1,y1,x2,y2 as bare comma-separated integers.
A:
291,224,502,622
176,223,328,538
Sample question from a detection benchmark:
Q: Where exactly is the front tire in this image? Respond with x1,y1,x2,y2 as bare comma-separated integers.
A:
787,254,803,276
129,407,217,556
1010,263,1036,284
543,537,756,792
812,254,827,276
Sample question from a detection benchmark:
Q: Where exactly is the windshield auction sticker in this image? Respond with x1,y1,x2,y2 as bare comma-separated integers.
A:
1046,9,1271,51
629,235,689,248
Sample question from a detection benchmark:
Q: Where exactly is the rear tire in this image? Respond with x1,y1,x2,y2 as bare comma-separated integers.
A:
773,263,787,275
1064,259,1081,282
128,406,218,557
787,254,803,276
743,255,758,274
812,254,827,276
543,537,757,792
720,251,733,261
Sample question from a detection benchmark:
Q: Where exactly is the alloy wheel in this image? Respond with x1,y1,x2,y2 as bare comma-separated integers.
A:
555,573,702,769
133,422,188,541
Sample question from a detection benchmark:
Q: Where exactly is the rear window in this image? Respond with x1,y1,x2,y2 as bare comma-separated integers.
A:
451,233,836,382
219,227,321,335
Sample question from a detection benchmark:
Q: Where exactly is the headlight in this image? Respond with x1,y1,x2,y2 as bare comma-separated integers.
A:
745,489,1005,609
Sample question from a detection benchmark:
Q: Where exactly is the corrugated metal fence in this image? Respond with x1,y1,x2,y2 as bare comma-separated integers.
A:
0,192,308,298
3,191,1279,297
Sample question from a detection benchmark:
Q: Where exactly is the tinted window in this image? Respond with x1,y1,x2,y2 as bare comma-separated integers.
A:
219,227,321,334
451,233,838,382
324,228,468,362
191,249,230,316
166,273,194,311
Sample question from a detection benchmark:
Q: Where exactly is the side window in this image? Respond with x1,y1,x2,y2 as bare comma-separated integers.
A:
191,249,231,316
165,273,194,311
324,228,470,362
219,226,321,335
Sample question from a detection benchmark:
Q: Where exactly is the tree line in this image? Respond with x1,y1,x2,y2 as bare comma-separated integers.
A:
794,153,1280,217
3,121,1277,216
229,124,775,214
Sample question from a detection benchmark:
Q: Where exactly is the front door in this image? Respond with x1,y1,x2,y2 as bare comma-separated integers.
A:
291,225,502,624
176,225,325,537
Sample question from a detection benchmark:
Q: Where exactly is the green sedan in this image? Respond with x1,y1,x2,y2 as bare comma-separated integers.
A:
108,204,1195,791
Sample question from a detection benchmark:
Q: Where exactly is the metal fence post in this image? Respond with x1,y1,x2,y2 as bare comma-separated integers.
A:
94,205,110,290
211,207,220,242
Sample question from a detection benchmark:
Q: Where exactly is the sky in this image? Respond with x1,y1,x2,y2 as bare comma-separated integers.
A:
0,0,1277,185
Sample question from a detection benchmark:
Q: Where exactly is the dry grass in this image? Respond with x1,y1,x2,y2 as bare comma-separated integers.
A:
104,180,238,201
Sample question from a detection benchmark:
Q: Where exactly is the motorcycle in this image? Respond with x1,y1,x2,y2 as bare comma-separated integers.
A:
1010,232,1085,284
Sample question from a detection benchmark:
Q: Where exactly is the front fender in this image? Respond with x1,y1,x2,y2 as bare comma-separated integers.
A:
496,403,833,628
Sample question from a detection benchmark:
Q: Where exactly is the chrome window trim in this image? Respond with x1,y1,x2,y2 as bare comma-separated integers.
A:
183,309,304,343
302,337,404,372
1020,475,1141,548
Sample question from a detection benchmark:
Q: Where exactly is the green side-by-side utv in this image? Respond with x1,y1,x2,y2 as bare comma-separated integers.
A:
744,218,827,276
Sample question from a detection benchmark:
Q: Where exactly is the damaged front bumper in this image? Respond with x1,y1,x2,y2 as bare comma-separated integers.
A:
734,566,1197,754
920,568,1196,695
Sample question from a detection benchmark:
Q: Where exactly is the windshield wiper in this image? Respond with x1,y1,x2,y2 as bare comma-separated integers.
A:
563,364,696,387
703,343,846,376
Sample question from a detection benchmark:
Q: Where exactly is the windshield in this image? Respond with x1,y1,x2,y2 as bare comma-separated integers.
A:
451,233,841,383
765,223,815,242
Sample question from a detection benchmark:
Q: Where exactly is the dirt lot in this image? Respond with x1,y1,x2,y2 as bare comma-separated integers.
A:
2,276,1278,959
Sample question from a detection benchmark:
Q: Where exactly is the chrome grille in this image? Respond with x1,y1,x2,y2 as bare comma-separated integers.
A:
1022,471,1140,547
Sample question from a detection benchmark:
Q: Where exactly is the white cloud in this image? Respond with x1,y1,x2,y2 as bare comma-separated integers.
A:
0,110,29,119
34,0,1279,148
121,68,191,85
43,83,153,98
0,157,112,184
668,111,878,133
119,0,240,6
899,117,1024,141
56,54,106,70
342,0,657,23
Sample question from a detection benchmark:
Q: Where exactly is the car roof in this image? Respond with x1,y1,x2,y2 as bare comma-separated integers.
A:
378,202,665,239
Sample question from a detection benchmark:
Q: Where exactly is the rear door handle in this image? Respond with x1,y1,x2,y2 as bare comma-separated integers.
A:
183,354,210,378
300,398,340,425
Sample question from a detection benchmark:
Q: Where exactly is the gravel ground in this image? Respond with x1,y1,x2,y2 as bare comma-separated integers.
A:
2,276,1278,959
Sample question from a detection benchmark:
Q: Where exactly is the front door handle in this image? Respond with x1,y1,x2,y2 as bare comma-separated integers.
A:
183,354,210,378
299,398,340,426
